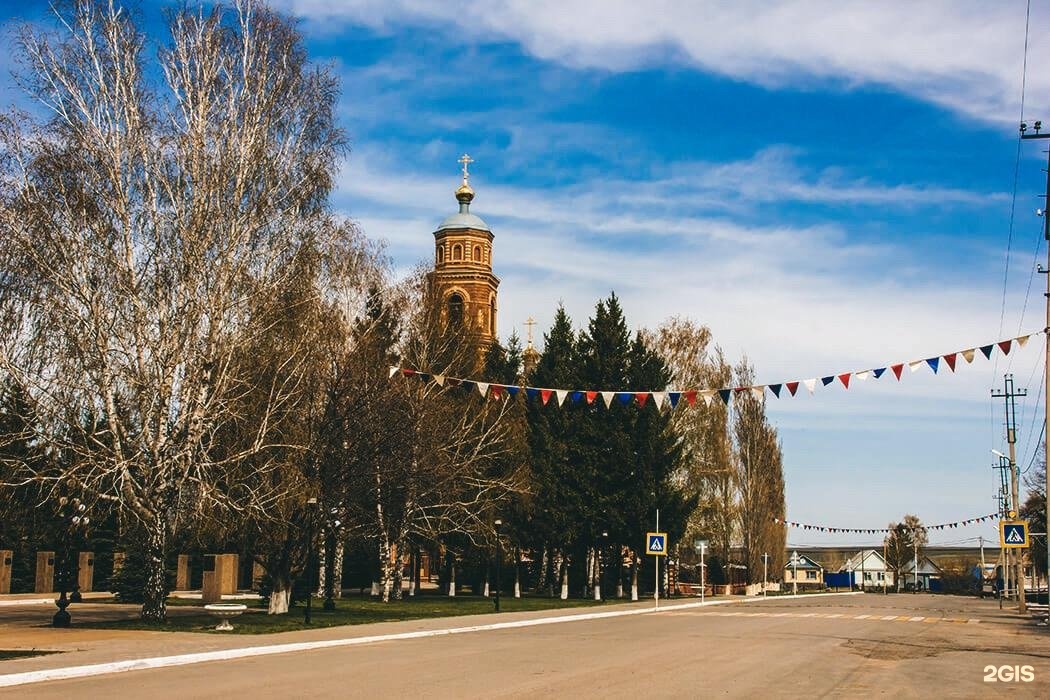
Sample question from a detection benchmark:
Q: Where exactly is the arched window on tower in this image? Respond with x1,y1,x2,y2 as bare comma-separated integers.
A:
473,245,481,263
452,244,462,261
436,245,444,264
448,293,464,326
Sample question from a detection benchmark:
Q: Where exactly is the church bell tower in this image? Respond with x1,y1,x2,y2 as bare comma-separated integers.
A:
431,154,500,345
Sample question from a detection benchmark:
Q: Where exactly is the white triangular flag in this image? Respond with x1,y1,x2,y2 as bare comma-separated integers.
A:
803,379,817,395
961,348,976,363
651,391,666,409
433,374,445,386
476,382,489,397
751,386,765,401
601,391,615,408
1017,334,1031,348
908,360,923,373
855,370,870,381
555,389,568,407
388,366,399,378
701,390,715,407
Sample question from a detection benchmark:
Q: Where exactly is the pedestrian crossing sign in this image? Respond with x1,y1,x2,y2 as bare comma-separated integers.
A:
1000,520,1028,549
646,532,668,556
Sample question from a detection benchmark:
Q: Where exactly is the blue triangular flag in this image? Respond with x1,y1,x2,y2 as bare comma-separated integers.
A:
821,376,834,386
569,391,584,403
617,392,633,405
980,344,993,359
769,384,782,398
718,389,731,404
525,387,540,401
873,367,886,379
668,392,681,408
505,386,520,397
925,357,939,373
460,380,475,392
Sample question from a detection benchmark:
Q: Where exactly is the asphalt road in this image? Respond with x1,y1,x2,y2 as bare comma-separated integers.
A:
4,593,1049,698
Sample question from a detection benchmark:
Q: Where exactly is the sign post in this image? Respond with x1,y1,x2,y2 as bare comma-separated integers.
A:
646,528,668,608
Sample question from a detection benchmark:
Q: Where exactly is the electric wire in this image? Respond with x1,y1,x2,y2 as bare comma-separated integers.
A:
992,0,1033,460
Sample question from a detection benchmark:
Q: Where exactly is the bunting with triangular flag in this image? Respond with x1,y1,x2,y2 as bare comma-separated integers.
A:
385,331,1041,411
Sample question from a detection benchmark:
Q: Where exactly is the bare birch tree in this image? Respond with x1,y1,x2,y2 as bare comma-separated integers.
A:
645,317,736,579
731,358,786,582
0,0,351,621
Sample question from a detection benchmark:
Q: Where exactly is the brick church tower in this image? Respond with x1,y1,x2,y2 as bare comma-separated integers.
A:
431,154,499,345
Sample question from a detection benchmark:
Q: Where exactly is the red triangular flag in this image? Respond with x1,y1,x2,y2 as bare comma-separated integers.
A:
943,353,957,372
838,373,851,388
891,364,904,380
635,392,650,407
683,390,697,407
490,385,504,400
786,381,799,396
585,391,598,405
540,389,552,406
998,340,1012,355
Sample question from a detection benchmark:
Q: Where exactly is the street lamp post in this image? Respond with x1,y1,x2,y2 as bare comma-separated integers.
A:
762,553,770,597
304,497,318,625
693,539,706,604
493,519,502,612
52,497,88,627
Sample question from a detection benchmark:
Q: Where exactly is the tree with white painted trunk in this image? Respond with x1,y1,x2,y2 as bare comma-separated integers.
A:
0,0,348,621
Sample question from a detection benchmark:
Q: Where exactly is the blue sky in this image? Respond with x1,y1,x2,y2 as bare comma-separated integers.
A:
3,0,1049,547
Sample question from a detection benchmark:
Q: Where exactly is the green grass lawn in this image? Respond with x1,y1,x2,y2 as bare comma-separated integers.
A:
84,593,605,634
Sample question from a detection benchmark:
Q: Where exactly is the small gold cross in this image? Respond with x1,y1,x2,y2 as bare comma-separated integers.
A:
458,153,474,182
524,316,536,347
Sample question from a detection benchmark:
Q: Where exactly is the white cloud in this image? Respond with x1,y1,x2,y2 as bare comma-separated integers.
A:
277,0,1050,123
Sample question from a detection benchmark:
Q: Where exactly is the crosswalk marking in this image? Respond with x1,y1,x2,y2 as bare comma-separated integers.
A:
674,609,982,626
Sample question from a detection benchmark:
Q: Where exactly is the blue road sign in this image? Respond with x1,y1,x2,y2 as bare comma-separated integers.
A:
1000,520,1028,548
646,532,668,556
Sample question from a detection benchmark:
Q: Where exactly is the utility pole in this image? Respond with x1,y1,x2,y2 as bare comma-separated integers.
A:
1021,119,1050,625
762,553,769,596
993,374,1027,613
993,453,1012,602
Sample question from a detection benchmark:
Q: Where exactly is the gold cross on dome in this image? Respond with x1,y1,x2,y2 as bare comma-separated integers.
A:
524,316,536,347
458,153,474,182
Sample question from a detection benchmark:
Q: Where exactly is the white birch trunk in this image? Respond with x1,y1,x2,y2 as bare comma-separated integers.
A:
514,548,521,598
316,541,326,597
448,561,456,597
268,584,291,615
560,559,569,600
332,542,344,598
631,557,639,601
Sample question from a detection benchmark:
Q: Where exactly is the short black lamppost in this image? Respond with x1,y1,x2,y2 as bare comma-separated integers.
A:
493,519,502,612
53,497,89,627
304,497,318,625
